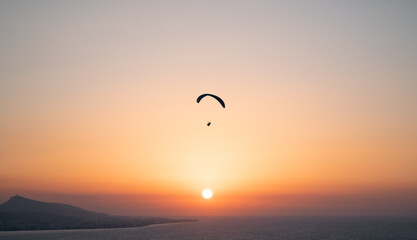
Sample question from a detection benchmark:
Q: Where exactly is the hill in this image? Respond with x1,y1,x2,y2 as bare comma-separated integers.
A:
0,195,106,218
0,195,195,231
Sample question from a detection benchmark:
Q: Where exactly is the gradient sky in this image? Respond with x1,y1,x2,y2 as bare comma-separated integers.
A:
1,0,417,216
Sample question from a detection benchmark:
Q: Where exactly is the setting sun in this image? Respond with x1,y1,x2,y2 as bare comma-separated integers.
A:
202,189,213,199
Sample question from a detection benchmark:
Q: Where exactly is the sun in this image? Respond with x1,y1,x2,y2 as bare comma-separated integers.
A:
202,189,213,199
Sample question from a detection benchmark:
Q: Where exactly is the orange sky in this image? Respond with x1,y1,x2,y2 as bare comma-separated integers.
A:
1,1,417,216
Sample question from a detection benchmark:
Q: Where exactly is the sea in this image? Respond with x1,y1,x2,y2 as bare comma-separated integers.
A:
0,216,416,240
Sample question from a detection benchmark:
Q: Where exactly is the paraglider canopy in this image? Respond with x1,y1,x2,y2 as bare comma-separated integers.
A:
196,93,225,126
196,94,225,108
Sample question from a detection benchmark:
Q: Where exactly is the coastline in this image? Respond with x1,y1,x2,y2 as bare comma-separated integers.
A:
0,219,197,236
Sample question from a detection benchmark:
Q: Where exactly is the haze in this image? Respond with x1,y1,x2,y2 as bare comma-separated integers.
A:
1,0,416,216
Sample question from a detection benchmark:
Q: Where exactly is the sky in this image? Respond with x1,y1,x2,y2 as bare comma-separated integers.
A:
0,0,417,216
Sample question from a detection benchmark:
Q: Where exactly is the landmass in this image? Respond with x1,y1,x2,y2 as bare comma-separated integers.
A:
0,195,195,231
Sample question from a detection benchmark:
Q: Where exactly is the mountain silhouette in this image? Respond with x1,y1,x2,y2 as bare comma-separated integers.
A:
0,195,195,231
0,195,106,218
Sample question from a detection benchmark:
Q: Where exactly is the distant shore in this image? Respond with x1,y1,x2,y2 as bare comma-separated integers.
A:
0,195,196,231
0,212,196,231
0,219,196,234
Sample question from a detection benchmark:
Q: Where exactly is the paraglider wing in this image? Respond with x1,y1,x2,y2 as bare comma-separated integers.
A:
196,94,225,108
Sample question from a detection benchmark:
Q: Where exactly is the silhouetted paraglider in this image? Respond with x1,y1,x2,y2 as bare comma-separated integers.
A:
196,94,225,108
196,93,225,126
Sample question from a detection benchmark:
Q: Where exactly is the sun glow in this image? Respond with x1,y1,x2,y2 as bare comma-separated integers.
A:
202,189,213,199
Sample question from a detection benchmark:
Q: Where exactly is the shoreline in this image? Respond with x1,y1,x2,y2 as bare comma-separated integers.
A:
0,219,197,235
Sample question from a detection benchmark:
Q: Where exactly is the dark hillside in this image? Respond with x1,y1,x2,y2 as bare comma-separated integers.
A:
0,195,195,231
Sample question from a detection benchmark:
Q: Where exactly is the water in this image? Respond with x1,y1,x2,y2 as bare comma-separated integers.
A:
0,216,416,240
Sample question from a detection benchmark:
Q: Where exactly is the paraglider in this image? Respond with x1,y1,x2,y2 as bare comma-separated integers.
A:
196,93,225,126
196,94,225,108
